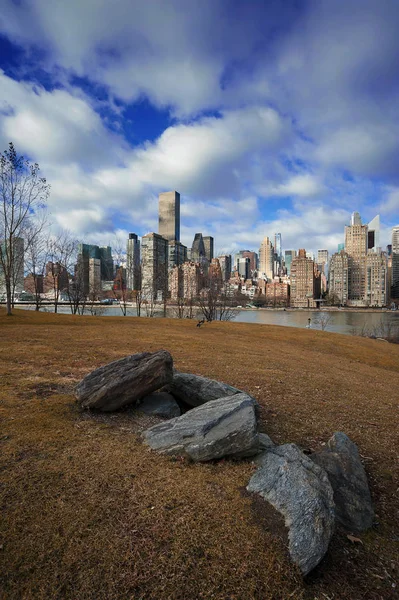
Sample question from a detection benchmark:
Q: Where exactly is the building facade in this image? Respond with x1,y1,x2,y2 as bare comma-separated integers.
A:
158,191,180,242
366,251,387,307
392,225,399,301
290,249,321,308
217,255,232,281
345,213,368,305
329,251,349,305
141,233,168,300
203,236,214,262
259,236,274,280
168,240,187,269
126,233,141,290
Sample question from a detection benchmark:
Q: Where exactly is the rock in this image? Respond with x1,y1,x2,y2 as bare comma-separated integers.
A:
170,371,243,407
138,392,181,419
76,350,173,411
310,432,374,532
142,392,260,461
258,432,275,450
247,444,335,575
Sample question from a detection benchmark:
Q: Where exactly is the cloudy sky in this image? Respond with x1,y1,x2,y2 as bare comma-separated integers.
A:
0,0,398,257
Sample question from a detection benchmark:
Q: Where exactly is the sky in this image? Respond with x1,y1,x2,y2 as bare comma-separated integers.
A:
0,0,398,257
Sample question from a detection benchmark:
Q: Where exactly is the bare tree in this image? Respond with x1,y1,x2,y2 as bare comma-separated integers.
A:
0,143,50,315
46,231,77,313
314,313,332,331
23,215,49,311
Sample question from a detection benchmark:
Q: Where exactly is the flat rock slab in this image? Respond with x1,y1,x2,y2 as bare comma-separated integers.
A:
142,392,260,462
170,371,243,407
247,444,335,575
138,392,181,419
76,350,173,412
311,432,374,532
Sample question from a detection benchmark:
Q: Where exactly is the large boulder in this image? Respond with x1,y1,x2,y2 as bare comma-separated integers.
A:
247,444,335,575
142,392,260,461
170,371,242,408
76,350,173,411
138,392,181,419
310,432,374,532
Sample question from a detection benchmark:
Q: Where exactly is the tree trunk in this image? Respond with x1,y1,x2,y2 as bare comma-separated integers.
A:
6,279,12,316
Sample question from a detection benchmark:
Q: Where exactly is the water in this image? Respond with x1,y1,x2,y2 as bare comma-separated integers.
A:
15,303,399,336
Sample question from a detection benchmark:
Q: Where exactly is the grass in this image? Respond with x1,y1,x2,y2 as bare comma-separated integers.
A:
1,307,398,599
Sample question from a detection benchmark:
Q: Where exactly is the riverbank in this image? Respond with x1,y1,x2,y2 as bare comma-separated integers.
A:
1,308,398,599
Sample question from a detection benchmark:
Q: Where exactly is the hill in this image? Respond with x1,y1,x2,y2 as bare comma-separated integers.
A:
1,308,398,599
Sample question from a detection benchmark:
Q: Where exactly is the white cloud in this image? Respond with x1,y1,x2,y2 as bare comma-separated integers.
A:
260,174,326,198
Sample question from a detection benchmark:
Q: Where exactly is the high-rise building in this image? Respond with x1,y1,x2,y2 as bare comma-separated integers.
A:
89,258,101,296
242,251,258,273
99,246,114,281
290,249,321,308
168,265,184,300
345,213,368,305
338,243,345,252
329,251,349,305
191,233,206,262
317,249,329,266
141,233,168,301
217,255,232,281
158,191,180,242
259,236,274,280
366,251,387,307
168,240,187,269
367,215,380,252
77,243,114,294
203,236,214,262
284,250,296,276
126,233,141,290
182,261,202,298
236,257,250,279
391,225,399,300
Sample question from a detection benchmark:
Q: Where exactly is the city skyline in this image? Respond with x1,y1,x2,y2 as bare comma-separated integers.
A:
0,1,399,256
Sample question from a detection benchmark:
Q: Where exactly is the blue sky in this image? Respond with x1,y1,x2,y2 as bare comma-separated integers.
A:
0,0,398,256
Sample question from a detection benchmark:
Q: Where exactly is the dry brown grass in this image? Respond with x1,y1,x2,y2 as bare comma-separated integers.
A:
1,307,398,600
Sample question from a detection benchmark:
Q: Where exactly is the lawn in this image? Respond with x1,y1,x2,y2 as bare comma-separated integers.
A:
1,308,398,599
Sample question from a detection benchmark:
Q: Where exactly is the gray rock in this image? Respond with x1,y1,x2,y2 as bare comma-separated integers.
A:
170,371,242,408
258,432,275,450
142,392,260,462
76,350,173,412
138,392,181,419
247,444,335,575
310,432,374,532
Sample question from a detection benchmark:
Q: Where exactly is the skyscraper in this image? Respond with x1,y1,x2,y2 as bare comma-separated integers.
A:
126,233,141,290
329,251,349,305
217,255,232,281
368,215,380,252
259,236,274,280
366,251,387,307
392,225,399,300
191,233,206,262
158,191,180,242
203,236,214,262
345,213,368,304
290,249,321,308
284,250,296,276
141,233,168,301
236,257,250,279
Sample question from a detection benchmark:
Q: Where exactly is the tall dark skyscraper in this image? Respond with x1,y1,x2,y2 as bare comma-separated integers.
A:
203,236,214,262
126,233,141,290
191,233,206,262
158,191,180,242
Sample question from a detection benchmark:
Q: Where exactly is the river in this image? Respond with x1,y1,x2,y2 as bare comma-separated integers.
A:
14,304,399,336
